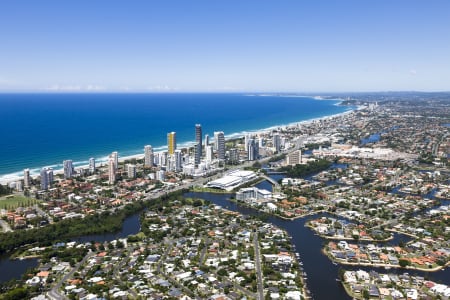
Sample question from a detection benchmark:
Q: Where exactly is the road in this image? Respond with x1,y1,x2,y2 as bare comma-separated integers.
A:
47,251,95,300
253,231,264,300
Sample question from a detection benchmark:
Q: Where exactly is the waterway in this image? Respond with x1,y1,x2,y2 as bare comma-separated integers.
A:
186,190,450,299
2,185,450,298
0,212,142,285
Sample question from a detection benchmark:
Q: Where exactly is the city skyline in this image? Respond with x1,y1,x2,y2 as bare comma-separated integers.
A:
1,1,450,93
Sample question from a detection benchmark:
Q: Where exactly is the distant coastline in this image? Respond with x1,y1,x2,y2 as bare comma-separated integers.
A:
0,94,355,184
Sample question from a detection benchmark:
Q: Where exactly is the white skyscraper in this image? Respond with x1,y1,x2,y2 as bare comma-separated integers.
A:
156,170,165,181
111,151,119,171
89,157,96,173
127,164,137,178
108,158,116,184
63,160,74,179
205,145,214,162
144,145,154,167
23,169,31,188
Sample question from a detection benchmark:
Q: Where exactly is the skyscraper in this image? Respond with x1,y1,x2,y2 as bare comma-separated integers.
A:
204,134,209,147
205,145,214,162
273,133,281,153
40,168,49,190
89,157,96,173
63,160,74,179
144,145,154,167
127,164,136,178
23,169,31,188
174,149,183,172
247,139,257,161
215,131,225,160
108,158,116,184
40,167,53,190
195,124,202,165
229,148,239,164
111,151,118,171
167,132,176,155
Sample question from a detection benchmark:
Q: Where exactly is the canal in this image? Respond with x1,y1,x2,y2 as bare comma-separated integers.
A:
1,178,449,299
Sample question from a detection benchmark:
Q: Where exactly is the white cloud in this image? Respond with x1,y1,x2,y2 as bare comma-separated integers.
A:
42,84,106,91
409,69,417,76
146,85,179,91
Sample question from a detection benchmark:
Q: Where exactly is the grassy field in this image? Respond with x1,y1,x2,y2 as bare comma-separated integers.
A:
0,195,41,210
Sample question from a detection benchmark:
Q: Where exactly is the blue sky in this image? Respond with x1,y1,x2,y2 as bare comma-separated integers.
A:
0,1,449,92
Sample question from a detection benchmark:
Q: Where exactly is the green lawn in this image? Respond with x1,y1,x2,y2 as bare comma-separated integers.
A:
0,195,41,210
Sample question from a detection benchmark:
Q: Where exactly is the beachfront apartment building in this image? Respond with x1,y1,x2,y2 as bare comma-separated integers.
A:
63,160,74,179
111,151,118,171
108,158,116,185
214,131,225,160
40,167,53,190
89,157,96,173
167,132,176,155
144,145,154,167
23,168,31,188
195,124,202,165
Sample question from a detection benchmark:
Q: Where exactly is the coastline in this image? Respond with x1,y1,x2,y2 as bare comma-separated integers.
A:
0,104,356,185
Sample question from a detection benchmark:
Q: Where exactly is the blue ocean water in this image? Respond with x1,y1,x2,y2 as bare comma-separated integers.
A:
0,93,352,180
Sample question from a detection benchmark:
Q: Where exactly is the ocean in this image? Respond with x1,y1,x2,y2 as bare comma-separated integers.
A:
0,93,353,182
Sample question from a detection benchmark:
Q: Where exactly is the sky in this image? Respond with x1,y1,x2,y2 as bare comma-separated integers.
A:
0,1,449,93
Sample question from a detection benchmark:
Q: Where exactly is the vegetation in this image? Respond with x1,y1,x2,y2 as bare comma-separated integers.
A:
0,195,41,210
278,159,332,178
0,184,12,197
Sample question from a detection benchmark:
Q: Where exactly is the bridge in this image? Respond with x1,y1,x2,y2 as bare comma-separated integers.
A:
260,174,281,189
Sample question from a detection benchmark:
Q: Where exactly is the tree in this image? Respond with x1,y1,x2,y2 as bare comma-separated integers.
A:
399,258,410,268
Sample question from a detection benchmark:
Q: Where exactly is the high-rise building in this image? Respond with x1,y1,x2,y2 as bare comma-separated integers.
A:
47,168,54,185
111,151,119,171
229,148,239,164
204,134,209,147
247,139,258,161
174,150,183,172
108,158,116,184
195,124,202,165
167,132,176,155
286,150,302,165
144,145,154,167
244,134,251,150
156,170,165,181
273,133,281,153
127,164,136,179
89,158,96,173
40,167,53,190
205,145,214,162
40,168,49,190
63,160,74,179
23,169,31,188
214,131,225,160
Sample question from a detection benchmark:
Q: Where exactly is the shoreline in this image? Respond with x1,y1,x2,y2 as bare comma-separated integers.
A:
0,104,357,185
